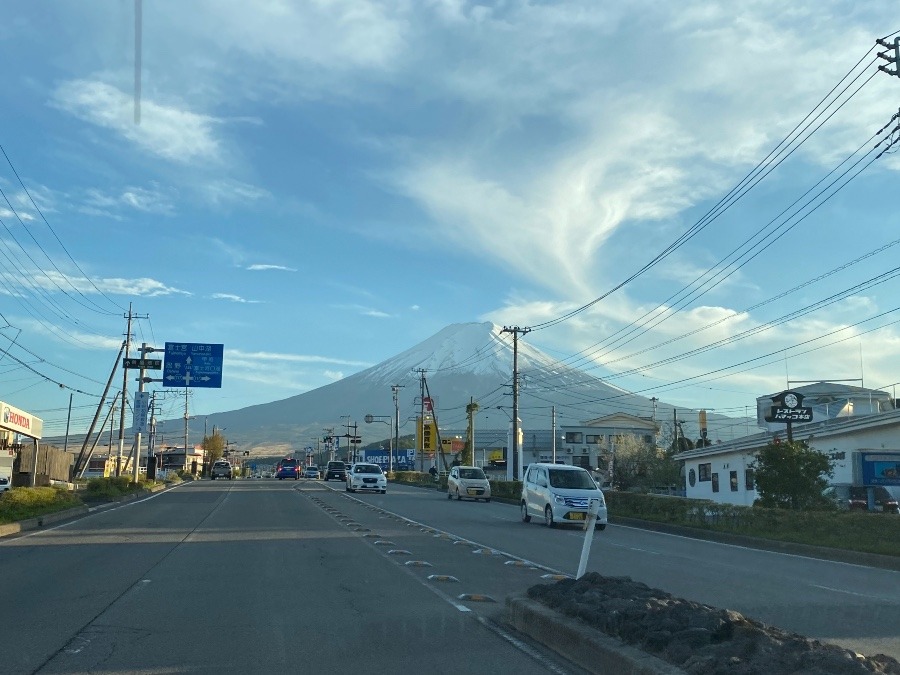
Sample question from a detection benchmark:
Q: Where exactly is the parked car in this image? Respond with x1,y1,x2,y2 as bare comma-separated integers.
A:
521,463,607,529
850,486,900,513
323,461,348,481
346,463,387,494
0,475,10,492
447,466,491,502
210,460,233,480
303,465,321,479
276,458,300,480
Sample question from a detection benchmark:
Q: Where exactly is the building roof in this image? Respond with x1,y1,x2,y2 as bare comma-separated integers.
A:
676,407,900,461
579,412,658,429
759,381,891,402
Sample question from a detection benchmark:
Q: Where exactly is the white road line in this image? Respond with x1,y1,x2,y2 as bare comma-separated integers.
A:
809,584,883,599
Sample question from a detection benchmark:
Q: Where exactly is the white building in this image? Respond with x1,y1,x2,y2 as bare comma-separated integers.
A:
558,413,659,474
677,383,900,505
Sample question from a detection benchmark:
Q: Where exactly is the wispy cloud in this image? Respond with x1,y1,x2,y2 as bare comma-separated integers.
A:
211,292,262,304
51,80,221,163
28,271,189,297
332,303,392,318
201,179,270,206
226,348,371,368
323,370,344,381
247,264,297,272
82,185,176,217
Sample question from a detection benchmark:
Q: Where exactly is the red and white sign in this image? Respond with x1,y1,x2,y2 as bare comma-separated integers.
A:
423,397,434,413
0,402,43,439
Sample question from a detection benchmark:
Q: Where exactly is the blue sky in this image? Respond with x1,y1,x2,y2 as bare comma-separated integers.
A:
1,1,899,439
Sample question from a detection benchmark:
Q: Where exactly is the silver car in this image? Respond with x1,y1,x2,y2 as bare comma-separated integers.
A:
521,463,607,529
447,466,491,502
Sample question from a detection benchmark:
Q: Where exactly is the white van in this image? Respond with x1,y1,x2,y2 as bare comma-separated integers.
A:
521,463,607,529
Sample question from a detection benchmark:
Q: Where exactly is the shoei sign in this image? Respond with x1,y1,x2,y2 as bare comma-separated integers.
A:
0,402,43,439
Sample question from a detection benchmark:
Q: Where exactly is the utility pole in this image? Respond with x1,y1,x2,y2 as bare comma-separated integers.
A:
117,303,147,478
466,398,479,466
877,37,900,78
392,385,403,472
552,405,557,464
501,326,530,481
416,369,426,472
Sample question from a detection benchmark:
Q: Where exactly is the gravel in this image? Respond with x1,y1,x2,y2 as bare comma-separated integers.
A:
528,573,900,675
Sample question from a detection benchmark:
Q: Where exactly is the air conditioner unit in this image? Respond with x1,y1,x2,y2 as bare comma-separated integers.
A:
566,448,573,454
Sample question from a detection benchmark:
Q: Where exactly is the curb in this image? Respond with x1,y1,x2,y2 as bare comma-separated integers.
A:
0,504,90,538
505,595,685,675
1,482,176,539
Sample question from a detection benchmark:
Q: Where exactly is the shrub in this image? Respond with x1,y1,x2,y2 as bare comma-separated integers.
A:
85,476,138,498
0,486,80,524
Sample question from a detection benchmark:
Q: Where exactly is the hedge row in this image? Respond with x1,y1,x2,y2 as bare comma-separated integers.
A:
0,486,81,524
388,475,900,557
607,491,900,557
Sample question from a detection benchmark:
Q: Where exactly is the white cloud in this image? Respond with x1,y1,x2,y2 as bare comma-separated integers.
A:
83,185,176,216
226,348,371,368
28,271,189,297
51,80,221,163
323,370,344,381
247,264,297,272
201,179,271,206
211,293,262,304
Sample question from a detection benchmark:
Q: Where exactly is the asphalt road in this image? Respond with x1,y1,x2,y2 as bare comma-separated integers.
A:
1,480,584,675
5,478,899,673
333,479,900,661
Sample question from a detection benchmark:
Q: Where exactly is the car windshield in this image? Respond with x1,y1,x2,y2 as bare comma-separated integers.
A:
280,459,297,467
459,468,485,480
329,463,345,469
548,469,596,489
355,465,381,474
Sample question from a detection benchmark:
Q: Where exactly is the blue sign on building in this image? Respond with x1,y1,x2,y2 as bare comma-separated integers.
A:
860,452,900,486
163,342,224,388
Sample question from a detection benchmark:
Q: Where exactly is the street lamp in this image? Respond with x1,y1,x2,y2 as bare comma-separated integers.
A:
364,414,393,474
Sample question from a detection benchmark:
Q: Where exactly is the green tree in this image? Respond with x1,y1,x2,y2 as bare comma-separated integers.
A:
750,440,834,510
202,432,226,475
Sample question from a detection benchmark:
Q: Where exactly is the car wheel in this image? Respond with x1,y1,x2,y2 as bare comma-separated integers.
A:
485,498,491,503
447,490,452,500
595,523,606,531
521,501,531,523
381,489,386,494
456,488,462,501
345,484,350,492
544,505,556,528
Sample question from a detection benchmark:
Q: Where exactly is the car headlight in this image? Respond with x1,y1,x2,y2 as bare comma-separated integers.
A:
553,494,566,505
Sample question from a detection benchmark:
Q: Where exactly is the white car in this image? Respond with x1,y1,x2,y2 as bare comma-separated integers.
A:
447,466,491,502
0,475,10,492
521,463,607,530
346,463,387,494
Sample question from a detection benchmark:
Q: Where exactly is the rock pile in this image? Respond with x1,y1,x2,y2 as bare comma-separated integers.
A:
528,573,900,675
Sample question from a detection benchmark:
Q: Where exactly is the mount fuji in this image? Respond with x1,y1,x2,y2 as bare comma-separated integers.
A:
187,322,734,453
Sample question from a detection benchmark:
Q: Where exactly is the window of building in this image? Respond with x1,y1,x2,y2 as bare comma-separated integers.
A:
745,469,755,491
565,432,583,444
711,473,720,493
643,434,654,444
585,434,603,445
730,470,738,492
698,463,711,482
573,455,591,469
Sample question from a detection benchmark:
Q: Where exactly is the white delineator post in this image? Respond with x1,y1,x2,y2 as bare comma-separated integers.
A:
576,498,601,579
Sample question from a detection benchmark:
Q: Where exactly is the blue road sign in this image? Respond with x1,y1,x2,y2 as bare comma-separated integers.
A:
163,342,224,388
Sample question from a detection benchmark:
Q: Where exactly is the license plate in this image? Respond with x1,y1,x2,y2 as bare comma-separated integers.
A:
569,512,585,521
467,489,478,495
